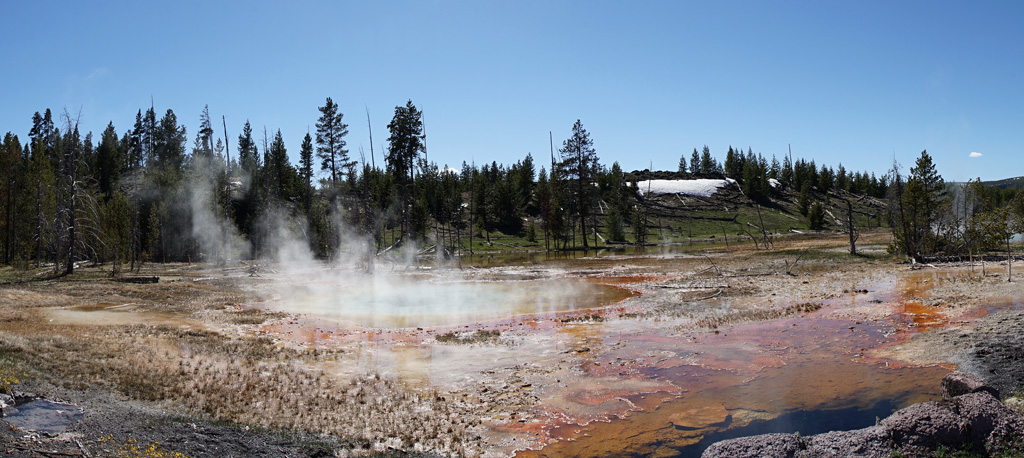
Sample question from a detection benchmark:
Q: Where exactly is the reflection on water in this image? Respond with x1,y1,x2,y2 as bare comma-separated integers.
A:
678,400,901,458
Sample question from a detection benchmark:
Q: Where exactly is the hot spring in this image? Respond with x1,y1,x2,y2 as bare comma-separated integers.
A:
264,271,636,328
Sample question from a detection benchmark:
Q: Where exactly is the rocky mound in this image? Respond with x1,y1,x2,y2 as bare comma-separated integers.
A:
702,373,1024,458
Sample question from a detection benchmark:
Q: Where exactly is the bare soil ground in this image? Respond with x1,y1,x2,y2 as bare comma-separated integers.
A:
0,231,1020,458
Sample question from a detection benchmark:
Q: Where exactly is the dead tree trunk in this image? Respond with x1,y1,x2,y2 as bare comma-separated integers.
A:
60,109,81,276
1008,236,1013,282
846,198,859,255
755,204,773,249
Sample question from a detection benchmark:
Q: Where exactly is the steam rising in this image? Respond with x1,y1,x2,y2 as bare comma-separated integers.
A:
189,154,249,263
272,274,619,328
180,160,623,329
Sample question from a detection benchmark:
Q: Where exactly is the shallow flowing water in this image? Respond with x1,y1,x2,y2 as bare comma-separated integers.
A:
2,399,83,434
517,270,961,457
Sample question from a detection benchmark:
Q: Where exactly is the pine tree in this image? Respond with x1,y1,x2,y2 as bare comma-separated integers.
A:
152,109,187,189
836,163,848,191
94,122,122,200
781,154,793,185
0,133,23,264
30,137,56,267
808,202,826,230
818,164,834,192
725,146,741,179
386,100,425,239
315,97,351,186
516,153,535,212
194,105,215,160
798,182,812,216
29,109,58,168
299,132,314,215
699,145,715,177
268,129,291,200
689,148,700,177
142,107,157,167
129,110,145,169
898,150,946,258
237,121,258,178
604,162,626,242
556,119,600,249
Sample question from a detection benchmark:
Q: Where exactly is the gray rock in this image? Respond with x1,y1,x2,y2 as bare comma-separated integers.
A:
941,371,999,400
701,373,1024,458
700,433,806,458
802,425,891,457
880,401,969,456
11,391,38,401
955,391,1024,452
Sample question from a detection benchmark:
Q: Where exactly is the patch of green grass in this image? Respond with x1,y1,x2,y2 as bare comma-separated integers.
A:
934,444,983,458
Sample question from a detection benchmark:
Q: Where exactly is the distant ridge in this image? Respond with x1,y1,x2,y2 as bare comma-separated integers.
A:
983,176,1024,189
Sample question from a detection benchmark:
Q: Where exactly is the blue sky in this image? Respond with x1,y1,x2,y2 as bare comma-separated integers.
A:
3,1,1022,181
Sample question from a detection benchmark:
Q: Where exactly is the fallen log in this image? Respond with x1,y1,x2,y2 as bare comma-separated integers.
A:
112,276,159,284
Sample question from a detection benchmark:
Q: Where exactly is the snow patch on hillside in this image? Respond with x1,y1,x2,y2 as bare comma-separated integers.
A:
637,178,736,197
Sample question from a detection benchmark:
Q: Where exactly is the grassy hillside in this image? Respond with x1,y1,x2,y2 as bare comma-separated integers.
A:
453,176,887,254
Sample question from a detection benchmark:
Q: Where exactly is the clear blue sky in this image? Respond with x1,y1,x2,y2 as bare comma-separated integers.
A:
3,1,1022,182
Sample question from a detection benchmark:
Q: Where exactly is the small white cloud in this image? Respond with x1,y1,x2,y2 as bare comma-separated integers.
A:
969,152,983,158
86,67,110,80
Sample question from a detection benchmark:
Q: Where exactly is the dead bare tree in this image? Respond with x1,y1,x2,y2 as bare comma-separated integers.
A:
741,224,761,249
58,108,82,275
222,115,231,172
844,197,860,255
755,204,774,249
1007,233,1012,282
701,254,722,276
785,247,811,276
128,170,142,272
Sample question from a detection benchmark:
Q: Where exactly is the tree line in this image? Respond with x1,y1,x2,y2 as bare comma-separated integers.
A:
886,151,1024,263
0,101,1021,274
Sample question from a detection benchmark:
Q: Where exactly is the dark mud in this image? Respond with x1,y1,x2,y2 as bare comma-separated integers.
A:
876,267,1024,396
931,308,1024,397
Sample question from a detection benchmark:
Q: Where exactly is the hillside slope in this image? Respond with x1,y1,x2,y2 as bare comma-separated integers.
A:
629,177,886,245
983,176,1024,189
